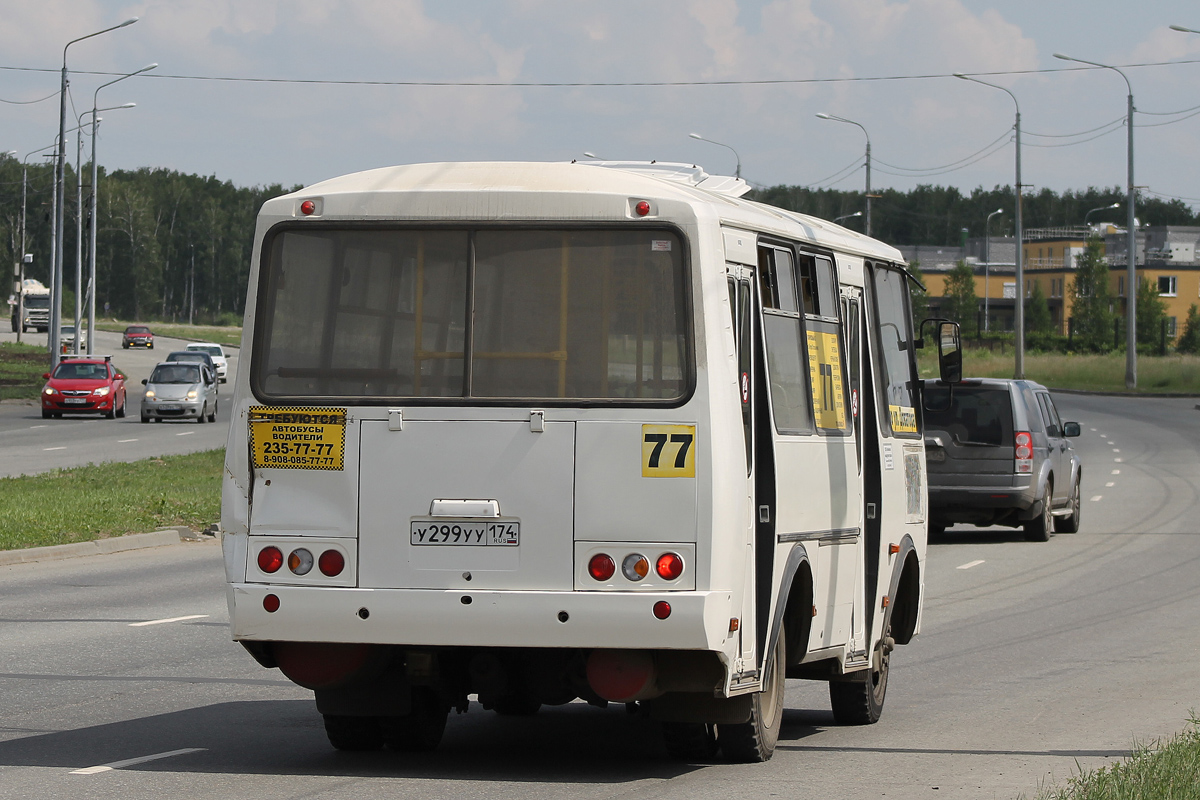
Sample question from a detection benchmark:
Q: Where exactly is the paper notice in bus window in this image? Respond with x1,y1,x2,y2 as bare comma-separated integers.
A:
806,330,847,430
249,406,346,471
642,424,696,477
889,405,918,435
651,240,672,251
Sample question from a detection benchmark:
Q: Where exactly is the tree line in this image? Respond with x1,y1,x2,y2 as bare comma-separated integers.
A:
0,153,297,323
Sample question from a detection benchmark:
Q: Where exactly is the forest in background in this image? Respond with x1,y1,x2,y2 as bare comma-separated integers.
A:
3,150,1199,323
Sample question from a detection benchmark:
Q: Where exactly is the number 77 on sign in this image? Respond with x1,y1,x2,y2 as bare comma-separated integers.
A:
642,424,696,477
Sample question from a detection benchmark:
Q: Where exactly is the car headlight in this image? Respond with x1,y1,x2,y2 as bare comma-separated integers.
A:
43,386,55,396
92,386,111,397
144,390,156,399
186,390,198,399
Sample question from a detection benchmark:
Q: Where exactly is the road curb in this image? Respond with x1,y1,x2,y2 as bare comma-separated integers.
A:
0,529,191,567
1049,388,1200,398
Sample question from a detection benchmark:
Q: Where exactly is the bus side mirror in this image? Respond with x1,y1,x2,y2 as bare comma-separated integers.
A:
937,321,962,384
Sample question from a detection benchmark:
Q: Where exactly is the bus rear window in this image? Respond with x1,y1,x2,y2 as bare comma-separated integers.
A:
254,227,690,403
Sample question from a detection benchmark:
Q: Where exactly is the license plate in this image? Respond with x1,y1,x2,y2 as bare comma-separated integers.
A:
63,398,87,405
926,448,945,462
158,404,181,411
410,520,519,547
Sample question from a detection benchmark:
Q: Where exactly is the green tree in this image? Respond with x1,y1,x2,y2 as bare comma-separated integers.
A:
1069,238,1113,352
1135,276,1167,346
1177,304,1200,354
940,261,979,338
1026,281,1053,335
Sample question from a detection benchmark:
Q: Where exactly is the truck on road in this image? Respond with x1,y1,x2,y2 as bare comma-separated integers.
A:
9,278,50,333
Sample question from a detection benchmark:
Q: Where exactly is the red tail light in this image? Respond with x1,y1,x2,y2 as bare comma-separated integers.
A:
263,594,280,612
656,552,684,581
653,601,672,619
588,554,616,581
257,546,283,573
1015,431,1033,473
318,549,345,577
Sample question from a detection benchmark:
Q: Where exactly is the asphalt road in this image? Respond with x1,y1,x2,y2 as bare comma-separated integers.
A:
0,394,1197,799
0,327,236,477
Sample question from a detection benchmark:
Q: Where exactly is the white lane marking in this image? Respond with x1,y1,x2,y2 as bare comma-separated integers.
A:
175,431,195,437
42,446,66,451
1106,482,1115,487
1112,449,1120,453
1090,428,1098,432
1107,441,1115,445
956,560,985,570
29,425,47,429
1091,495,1103,502
1114,458,1123,463
1112,469,1121,475
117,438,138,443
128,614,209,628
70,748,206,775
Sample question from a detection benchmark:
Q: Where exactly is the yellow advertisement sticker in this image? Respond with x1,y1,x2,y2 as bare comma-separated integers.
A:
250,406,346,471
642,424,696,478
806,330,847,430
889,405,918,434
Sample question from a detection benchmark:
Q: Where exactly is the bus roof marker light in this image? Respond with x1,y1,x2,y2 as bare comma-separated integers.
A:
635,200,651,216
299,199,316,216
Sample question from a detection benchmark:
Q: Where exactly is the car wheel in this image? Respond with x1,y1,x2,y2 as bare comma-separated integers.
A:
1024,482,1053,542
104,406,115,419
197,403,207,424
116,393,126,418
122,343,129,349
1054,478,1081,533
207,402,217,423
41,409,51,420
140,415,149,424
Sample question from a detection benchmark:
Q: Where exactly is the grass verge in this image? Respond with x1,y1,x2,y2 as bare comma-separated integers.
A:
94,320,243,348
919,350,1200,394
1034,720,1200,799
0,341,50,400
0,449,223,551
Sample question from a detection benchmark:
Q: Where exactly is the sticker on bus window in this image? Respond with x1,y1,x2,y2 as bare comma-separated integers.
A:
888,405,918,435
651,240,672,252
806,330,847,430
249,406,346,471
642,424,696,477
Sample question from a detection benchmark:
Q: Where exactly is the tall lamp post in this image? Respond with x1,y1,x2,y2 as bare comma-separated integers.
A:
954,74,1024,377
1054,53,1137,389
21,143,67,345
688,132,741,179
984,208,1004,332
87,63,156,355
52,17,138,370
816,113,872,236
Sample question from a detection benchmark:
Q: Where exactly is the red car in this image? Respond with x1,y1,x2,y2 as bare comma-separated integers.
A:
41,356,128,419
122,325,154,349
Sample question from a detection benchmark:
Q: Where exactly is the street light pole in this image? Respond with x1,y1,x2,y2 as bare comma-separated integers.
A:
1054,53,1137,389
985,208,1004,332
1084,201,1122,228
953,74,1024,377
816,113,872,236
688,132,741,179
833,211,863,225
87,64,154,355
53,17,138,370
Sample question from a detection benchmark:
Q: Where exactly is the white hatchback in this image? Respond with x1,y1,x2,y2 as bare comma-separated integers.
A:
185,342,229,382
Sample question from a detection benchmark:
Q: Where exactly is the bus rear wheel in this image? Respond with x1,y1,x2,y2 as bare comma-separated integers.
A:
829,633,890,725
380,688,449,752
718,627,785,762
322,715,383,751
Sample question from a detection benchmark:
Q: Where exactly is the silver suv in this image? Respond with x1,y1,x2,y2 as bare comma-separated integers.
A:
922,378,1082,541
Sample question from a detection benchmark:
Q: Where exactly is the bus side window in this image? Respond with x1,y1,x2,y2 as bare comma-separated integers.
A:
796,254,817,315
870,264,920,438
758,245,813,435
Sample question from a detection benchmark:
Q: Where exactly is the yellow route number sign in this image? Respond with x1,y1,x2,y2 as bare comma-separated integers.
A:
806,330,847,431
250,406,346,471
642,424,696,478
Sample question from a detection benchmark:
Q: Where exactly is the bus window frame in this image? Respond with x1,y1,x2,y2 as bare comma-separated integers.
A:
250,220,697,409
798,250,851,438
757,239,815,437
867,260,921,440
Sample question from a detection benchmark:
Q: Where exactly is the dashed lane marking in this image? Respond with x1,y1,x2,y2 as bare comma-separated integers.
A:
1091,495,1103,502
128,614,209,628
42,446,65,451
117,438,138,443
1106,482,1115,487
956,560,985,570
70,748,206,775
175,431,195,437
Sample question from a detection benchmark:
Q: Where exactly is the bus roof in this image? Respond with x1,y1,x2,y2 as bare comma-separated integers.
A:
264,161,903,264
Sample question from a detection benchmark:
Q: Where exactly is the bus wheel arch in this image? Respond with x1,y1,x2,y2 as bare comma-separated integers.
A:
888,548,921,646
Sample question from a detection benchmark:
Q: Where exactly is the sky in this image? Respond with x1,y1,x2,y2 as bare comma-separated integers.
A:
4,0,1200,224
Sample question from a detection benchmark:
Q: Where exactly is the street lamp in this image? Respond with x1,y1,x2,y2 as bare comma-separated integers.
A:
1054,52,1137,389
833,211,863,225
1170,24,1200,34
87,63,156,354
688,132,741,179
985,208,1004,332
53,16,139,370
954,73,1025,377
1084,201,1121,227
816,113,872,236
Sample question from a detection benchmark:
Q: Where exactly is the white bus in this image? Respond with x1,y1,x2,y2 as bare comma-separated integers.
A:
221,161,961,762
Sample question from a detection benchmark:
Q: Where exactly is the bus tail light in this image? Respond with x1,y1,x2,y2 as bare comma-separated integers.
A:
653,601,672,619
588,554,616,581
263,594,280,612
288,548,314,575
1015,431,1033,473
655,552,684,581
622,554,649,581
318,549,345,577
257,546,283,573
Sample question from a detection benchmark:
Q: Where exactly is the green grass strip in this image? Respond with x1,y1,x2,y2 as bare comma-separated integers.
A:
0,449,224,551
94,320,243,348
0,341,51,400
919,350,1200,394
1035,720,1200,799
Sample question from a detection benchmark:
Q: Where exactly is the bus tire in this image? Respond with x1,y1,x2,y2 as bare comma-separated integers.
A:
322,715,383,751
1024,482,1053,542
829,630,889,725
380,688,448,752
661,722,718,761
718,627,785,762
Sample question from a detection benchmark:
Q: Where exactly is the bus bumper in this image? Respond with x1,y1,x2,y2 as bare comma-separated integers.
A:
227,583,735,652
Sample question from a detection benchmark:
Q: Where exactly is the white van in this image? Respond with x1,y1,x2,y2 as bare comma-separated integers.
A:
221,161,959,761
